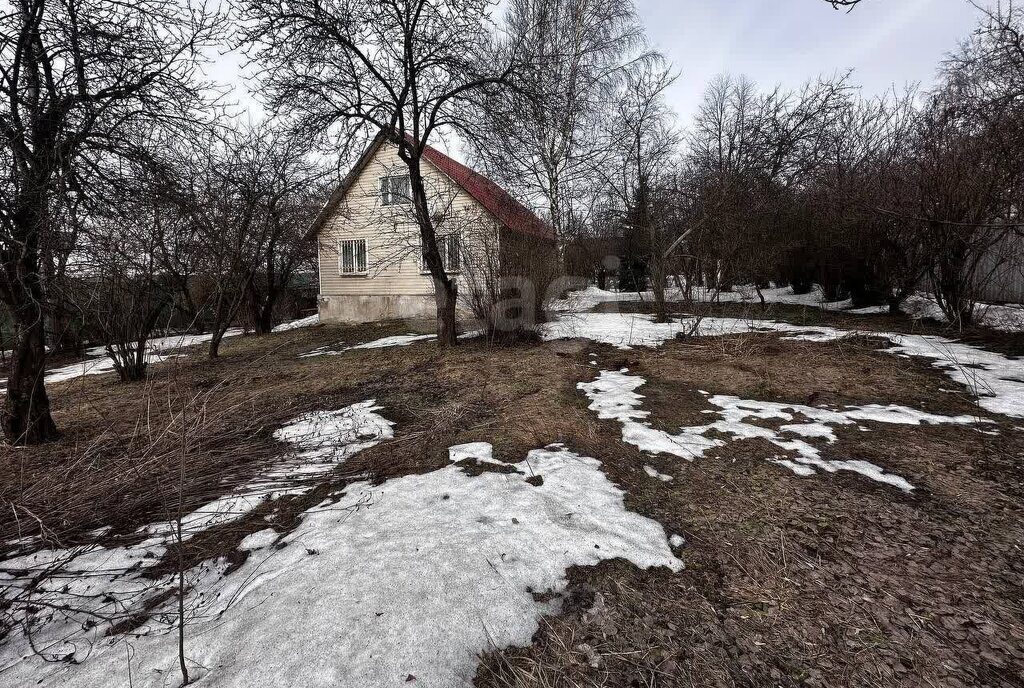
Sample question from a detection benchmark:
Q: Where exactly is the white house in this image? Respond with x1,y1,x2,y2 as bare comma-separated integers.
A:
307,132,555,323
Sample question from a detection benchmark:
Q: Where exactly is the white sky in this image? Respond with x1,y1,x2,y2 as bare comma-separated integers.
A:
636,0,981,121
210,0,984,159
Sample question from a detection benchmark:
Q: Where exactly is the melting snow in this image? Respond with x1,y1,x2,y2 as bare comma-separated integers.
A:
0,329,245,393
0,400,394,680
551,285,1024,332
2,312,318,391
643,465,674,482
301,333,435,357
140,400,395,542
544,312,1024,419
0,415,679,687
272,313,320,332
579,369,984,491
448,441,504,465
301,330,483,358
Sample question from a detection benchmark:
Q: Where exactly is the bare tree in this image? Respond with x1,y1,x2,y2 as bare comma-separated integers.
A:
174,128,262,358
895,3,1024,327
239,0,516,346
601,61,680,321
467,0,651,243
61,200,175,382
685,73,851,302
242,128,325,335
911,94,1019,327
0,0,223,444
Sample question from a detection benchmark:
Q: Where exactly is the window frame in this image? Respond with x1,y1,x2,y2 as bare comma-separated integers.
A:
338,238,368,276
420,233,461,275
379,174,412,206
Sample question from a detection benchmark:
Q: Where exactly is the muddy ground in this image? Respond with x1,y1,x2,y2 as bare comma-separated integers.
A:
2,311,1022,687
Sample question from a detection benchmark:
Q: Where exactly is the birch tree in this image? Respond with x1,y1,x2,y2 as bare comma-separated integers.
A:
467,0,652,242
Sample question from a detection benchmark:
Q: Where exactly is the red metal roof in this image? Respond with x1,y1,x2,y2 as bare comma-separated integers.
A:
420,144,555,241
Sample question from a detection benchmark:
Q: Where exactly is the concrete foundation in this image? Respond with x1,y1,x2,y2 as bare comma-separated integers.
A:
318,294,440,323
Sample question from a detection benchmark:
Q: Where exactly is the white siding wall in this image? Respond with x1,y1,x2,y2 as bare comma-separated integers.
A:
318,143,497,299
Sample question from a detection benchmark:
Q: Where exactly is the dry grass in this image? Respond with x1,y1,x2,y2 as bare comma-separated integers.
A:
2,317,1023,687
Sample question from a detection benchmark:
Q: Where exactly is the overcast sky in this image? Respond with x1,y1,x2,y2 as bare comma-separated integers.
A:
637,0,982,121
212,0,985,160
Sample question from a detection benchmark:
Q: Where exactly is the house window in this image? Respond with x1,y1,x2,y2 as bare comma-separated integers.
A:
422,234,461,273
380,175,411,206
339,239,367,275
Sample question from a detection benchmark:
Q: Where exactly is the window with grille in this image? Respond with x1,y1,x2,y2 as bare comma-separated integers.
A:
421,234,460,273
339,239,367,275
380,175,411,206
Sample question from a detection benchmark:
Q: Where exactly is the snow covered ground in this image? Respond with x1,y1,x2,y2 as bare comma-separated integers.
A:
542,311,1024,418
5,300,1022,685
551,285,1024,332
580,368,984,491
0,312,320,393
0,403,680,687
300,330,482,358
271,313,320,332
548,284,852,314
0,401,394,683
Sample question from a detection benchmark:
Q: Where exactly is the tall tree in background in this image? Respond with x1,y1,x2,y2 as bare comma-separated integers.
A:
239,0,515,346
240,127,324,336
467,0,651,242
0,0,222,444
686,73,850,298
602,62,679,321
63,190,177,383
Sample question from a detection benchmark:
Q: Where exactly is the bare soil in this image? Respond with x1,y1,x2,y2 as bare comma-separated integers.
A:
2,316,1022,687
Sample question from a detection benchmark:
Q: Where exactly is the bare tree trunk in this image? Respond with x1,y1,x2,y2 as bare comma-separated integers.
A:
4,307,59,445
255,301,275,336
887,296,903,316
407,154,457,347
651,261,667,323
249,283,279,336
208,274,251,358
208,328,226,359
208,290,229,359
434,278,458,346
2,206,59,445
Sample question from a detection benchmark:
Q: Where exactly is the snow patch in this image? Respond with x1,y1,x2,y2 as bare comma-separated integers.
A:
301,330,482,358
550,284,1024,333
272,313,320,332
0,329,245,393
0,443,680,688
580,369,983,491
643,465,674,482
239,528,278,551
0,399,394,678
448,441,503,465
546,312,1024,419
301,333,434,357
138,400,394,543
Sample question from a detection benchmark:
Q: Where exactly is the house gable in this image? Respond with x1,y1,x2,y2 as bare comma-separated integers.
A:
308,133,552,242
314,137,499,300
